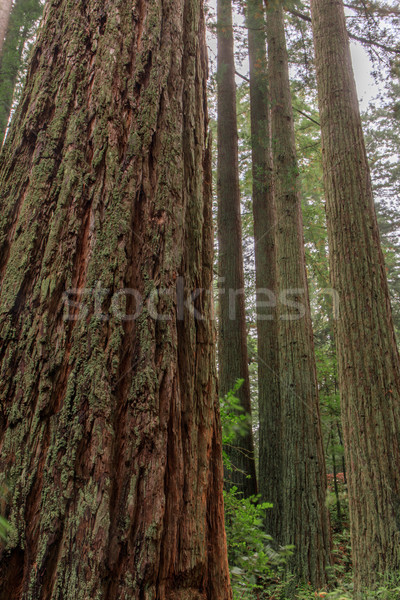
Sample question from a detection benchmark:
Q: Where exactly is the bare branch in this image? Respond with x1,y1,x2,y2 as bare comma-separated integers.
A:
287,7,400,55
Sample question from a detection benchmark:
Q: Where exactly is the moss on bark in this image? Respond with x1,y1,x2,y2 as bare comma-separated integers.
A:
0,1,231,598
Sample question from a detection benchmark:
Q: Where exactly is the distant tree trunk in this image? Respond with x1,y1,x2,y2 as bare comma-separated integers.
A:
266,1,331,587
0,0,43,142
247,0,280,535
331,423,342,529
311,0,400,593
217,0,257,497
0,0,12,58
0,0,232,598
336,419,347,485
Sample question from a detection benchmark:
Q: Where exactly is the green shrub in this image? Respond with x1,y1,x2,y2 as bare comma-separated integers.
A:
220,382,289,599
220,379,251,473
224,486,288,599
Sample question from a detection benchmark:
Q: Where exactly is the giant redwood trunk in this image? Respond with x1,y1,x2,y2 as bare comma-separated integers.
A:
311,0,400,593
247,0,281,536
217,0,257,497
0,0,12,58
266,1,331,587
0,0,232,598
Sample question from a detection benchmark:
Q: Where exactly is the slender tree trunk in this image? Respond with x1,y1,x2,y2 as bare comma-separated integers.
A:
0,0,232,598
310,0,400,593
336,419,347,485
265,1,331,587
0,0,12,58
331,423,342,529
247,0,280,535
217,0,257,497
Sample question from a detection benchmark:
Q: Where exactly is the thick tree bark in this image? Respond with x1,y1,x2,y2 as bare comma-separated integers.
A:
310,0,400,593
0,0,232,598
266,1,331,587
247,0,281,535
217,0,257,497
0,0,12,58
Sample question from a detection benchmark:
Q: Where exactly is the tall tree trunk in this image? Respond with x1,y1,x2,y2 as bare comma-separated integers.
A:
217,0,257,497
0,0,12,58
247,0,281,535
0,0,232,598
331,422,343,529
310,0,400,593
0,0,43,142
266,1,331,587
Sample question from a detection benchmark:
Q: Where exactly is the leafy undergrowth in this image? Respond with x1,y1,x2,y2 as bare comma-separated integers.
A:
269,581,400,600
221,385,400,599
224,486,291,599
224,471,400,600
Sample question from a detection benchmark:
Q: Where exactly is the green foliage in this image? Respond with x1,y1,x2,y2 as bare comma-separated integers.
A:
224,487,282,599
221,384,289,599
363,62,400,338
268,576,400,600
220,379,252,471
0,485,10,543
0,0,44,139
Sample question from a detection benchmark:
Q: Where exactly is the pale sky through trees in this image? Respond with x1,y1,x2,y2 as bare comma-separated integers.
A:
350,42,378,108
206,0,379,112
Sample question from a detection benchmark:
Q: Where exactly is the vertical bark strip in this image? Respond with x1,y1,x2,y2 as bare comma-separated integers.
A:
246,0,281,535
0,0,12,58
266,0,331,587
217,0,257,497
310,0,400,593
0,0,232,598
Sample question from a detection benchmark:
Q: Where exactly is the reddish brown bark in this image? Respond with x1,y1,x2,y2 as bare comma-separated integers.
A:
266,0,331,587
247,0,281,536
311,0,400,593
217,0,257,497
0,0,232,598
